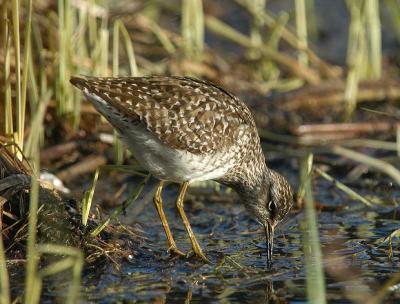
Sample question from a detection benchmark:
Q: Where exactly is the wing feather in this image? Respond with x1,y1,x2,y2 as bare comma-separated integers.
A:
70,76,256,154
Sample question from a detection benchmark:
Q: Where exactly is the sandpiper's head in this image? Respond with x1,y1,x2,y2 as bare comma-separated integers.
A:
243,169,293,266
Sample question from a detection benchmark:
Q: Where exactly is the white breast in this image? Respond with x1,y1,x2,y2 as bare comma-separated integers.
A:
120,125,235,183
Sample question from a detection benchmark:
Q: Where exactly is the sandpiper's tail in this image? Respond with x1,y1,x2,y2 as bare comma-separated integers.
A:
70,76,89,90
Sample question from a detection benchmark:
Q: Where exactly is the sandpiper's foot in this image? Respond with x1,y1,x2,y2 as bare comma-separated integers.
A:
168,245,186,257
186,248,210,263
195,252,210,264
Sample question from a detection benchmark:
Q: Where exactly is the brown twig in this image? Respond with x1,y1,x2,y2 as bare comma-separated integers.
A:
57,155,107,183
291,122,400,144
293,122,398,136
331,146,400,185
40,142,79,162
276,79,400,111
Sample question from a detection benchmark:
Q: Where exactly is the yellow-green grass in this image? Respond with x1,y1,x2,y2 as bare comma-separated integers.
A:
1,1,397,303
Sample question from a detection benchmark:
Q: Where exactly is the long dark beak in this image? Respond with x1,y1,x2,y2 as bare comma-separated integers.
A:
264,221,275,268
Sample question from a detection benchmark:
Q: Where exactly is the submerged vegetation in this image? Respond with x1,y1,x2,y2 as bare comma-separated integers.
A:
1,0,400,302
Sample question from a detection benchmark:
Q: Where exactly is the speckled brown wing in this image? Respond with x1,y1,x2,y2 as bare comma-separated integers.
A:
70,76,256,154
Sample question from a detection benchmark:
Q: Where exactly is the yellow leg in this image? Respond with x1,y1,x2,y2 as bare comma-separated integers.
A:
153,181,185,256
176,182,210,263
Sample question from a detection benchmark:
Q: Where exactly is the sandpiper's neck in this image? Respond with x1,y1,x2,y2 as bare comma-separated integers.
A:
220,139,270,200
235,159,270,204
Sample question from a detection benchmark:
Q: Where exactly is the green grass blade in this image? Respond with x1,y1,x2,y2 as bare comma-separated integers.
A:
249,0,265,47
112,20,120,76
265,11,289,50
142,16,176,54
397,125,400,157
295,0,308,66
24,102,42,304
21,0,33,154
365,0,381,78
344,0,365,119
30,14,46,98
11,0,23,151
2,3,14,139
0,231,10,304
68,251,83,304
91,174,150,237
386,0,400,42
37,244,83,304
315,167,373,207
182,0,204,59
332,145,400,185
27,42,39,111
117,20,138,76
38,258,75,277
112,20,124,165
301,154,327,304
88,0,98,48
113,131,124,165
111,19,139,164
297,154,312,205
205,15,252,46
25,90,53,159
81,168,100,226
57,0,66,114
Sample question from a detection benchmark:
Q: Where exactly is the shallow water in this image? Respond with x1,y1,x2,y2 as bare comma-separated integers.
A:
69,167,400,303
7,162,399,303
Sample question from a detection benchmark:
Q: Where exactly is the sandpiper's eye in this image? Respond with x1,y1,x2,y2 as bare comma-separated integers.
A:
268,200,277,214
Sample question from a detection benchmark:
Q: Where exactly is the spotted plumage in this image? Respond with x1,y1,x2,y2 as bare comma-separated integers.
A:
70,75,293,264
72,76,254,154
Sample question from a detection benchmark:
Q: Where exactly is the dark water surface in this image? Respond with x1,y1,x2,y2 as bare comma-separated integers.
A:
7,142,399,302
70,166,399,303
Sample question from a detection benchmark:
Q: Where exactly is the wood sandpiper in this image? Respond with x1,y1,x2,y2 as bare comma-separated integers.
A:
70,76,293,265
